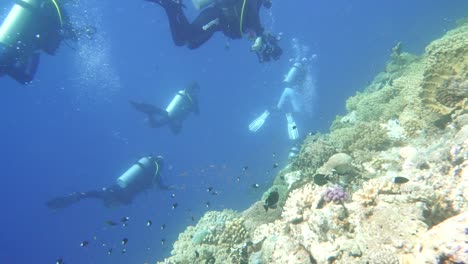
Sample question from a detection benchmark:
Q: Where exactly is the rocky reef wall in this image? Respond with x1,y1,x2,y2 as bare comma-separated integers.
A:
157,22,468,264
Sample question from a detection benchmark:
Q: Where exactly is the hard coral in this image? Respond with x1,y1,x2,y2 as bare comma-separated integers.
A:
281,183,316,224
421,23,468,115
330,121,392,154
291,135,335,174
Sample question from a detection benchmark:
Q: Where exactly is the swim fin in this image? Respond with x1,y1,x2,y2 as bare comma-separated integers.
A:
46,192,81,210
130,101,163,115
249,110,270,133
286,113,299,140
169,120,183,134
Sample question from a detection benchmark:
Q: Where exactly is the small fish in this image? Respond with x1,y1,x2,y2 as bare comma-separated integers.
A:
146,220,152,227
313,174,329,186
205,202,210,208
211,191,218,195
236,176,241,182
242,166,249,171
195,250,200,258
172,203,178,209
252,183,260,189
161,224,166,230
105,220,117,226
121,216,130,222
161,239,165,245
80,241,89,247
264,190,279,212
280,175,285,180
122,238,128,245
107,248,113,255
121,248,127,254
56,258,64,264
273,163,279,168
122,223,128,227
206,187,213,192
394,176,409,184
191,216,195,222
272,152,277,157
171,193,176,198
292,125,297,130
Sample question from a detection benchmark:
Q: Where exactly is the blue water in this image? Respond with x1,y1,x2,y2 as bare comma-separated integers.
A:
0,0,466,263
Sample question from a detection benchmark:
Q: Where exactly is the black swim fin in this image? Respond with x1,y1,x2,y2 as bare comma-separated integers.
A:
169,120,183,134
130,101,168,116
46,193,81,210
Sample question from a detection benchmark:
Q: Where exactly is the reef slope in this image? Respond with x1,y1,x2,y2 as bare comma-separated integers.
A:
157,22,468,264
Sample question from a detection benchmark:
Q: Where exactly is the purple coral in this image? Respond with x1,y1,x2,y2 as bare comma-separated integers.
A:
323,186,348,204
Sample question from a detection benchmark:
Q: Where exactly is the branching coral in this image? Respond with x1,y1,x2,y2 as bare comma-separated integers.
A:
281,183,316,223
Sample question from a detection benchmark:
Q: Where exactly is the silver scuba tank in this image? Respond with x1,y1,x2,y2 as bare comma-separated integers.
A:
283,62,302,84
192,0,215,10
166,90,189,118
117,157,155,189
0,0,40,48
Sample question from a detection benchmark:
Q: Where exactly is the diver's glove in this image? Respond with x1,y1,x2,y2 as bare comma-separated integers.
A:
251,33,283,63
286,113,299,140
249,110,270,132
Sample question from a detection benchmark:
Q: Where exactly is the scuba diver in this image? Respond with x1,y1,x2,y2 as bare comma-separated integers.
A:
0,0,95,84
249,39,317,140
130,82,200,135
47,156,173,209
145,0,282,63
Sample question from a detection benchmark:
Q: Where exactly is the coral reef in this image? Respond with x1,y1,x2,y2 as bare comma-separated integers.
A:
261,235,315,264
157,210,246,264
157,23,468,264
406,212,468,263
421,22,468,115
291,135,336,177
281,183,317,224
316,153,354,175
242,201,281,233
323,186,348,204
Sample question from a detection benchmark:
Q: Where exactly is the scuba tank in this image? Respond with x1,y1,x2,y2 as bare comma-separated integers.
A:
192,0,236,10
0,0,63,55
283,62,302,84
117,157,158,189
166,90,191,118
0,0,41,50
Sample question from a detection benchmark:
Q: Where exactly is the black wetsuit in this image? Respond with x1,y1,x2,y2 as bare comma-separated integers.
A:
46,157,172,209
156,0,265,49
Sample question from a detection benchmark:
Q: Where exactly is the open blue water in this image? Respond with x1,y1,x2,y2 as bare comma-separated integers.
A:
0,0,466,263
